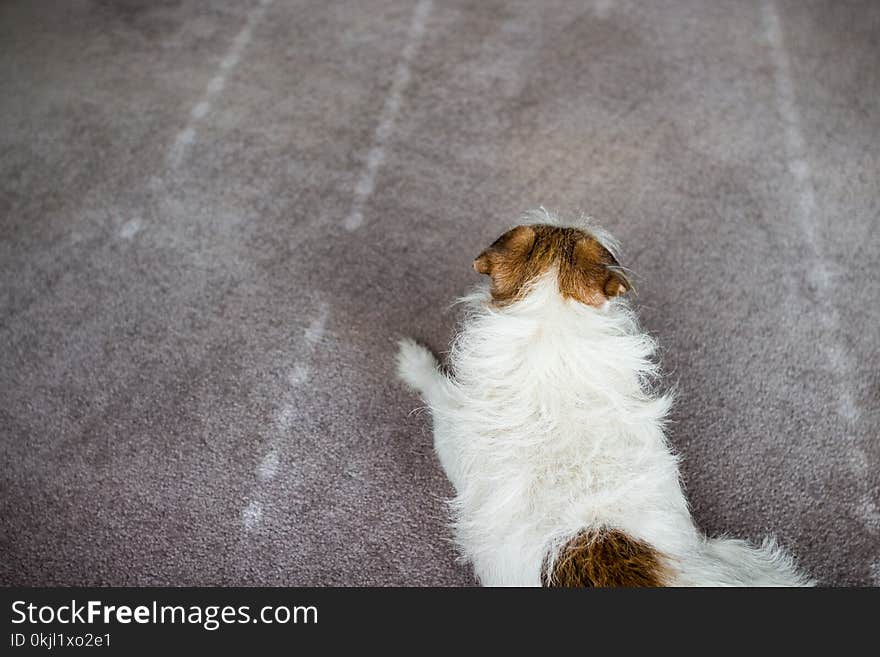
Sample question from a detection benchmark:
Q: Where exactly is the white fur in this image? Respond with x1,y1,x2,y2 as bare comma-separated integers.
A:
397,218,813,587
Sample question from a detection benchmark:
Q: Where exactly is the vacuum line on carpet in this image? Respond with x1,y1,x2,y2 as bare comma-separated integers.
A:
344,0,433,231
167,0,275,169
241,302,330,532
762,0,877,535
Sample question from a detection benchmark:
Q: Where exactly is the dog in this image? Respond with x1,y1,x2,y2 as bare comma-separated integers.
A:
396,209,813,586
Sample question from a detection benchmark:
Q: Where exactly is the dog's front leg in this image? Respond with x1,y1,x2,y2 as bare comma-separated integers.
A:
396,339,466,492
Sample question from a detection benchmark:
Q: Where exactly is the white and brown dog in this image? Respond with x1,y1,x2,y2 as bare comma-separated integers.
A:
397,209,813,586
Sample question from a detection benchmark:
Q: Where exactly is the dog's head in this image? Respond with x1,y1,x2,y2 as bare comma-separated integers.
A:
473,223,630,307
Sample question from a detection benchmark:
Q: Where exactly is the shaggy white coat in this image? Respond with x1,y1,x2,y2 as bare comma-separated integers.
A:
397,219,813,587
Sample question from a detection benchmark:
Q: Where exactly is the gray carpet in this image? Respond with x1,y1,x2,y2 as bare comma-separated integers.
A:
1,0,878,586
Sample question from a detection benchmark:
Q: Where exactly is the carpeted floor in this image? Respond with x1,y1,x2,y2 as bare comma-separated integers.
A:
1,0,878,586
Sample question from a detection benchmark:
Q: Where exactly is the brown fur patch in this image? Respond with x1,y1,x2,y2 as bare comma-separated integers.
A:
543,529,669,587
473,225,629,307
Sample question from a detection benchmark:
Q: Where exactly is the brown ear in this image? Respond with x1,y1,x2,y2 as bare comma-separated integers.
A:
603,267,631,298
568,236,631,305
473,225,538,302
473,225,536,274
473,254,492,274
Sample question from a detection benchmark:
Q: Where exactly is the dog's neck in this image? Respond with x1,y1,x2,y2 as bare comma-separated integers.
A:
452,272,669,426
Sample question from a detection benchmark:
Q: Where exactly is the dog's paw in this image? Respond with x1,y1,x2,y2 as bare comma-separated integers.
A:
396,338,439,393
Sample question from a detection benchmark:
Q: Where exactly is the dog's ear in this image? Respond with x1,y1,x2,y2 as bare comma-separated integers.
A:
473,225,536,275
569,235,631,304
473,225,538,301
603,265,630,298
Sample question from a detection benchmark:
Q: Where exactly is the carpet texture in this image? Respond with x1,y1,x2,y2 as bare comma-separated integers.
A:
1,0,878,586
